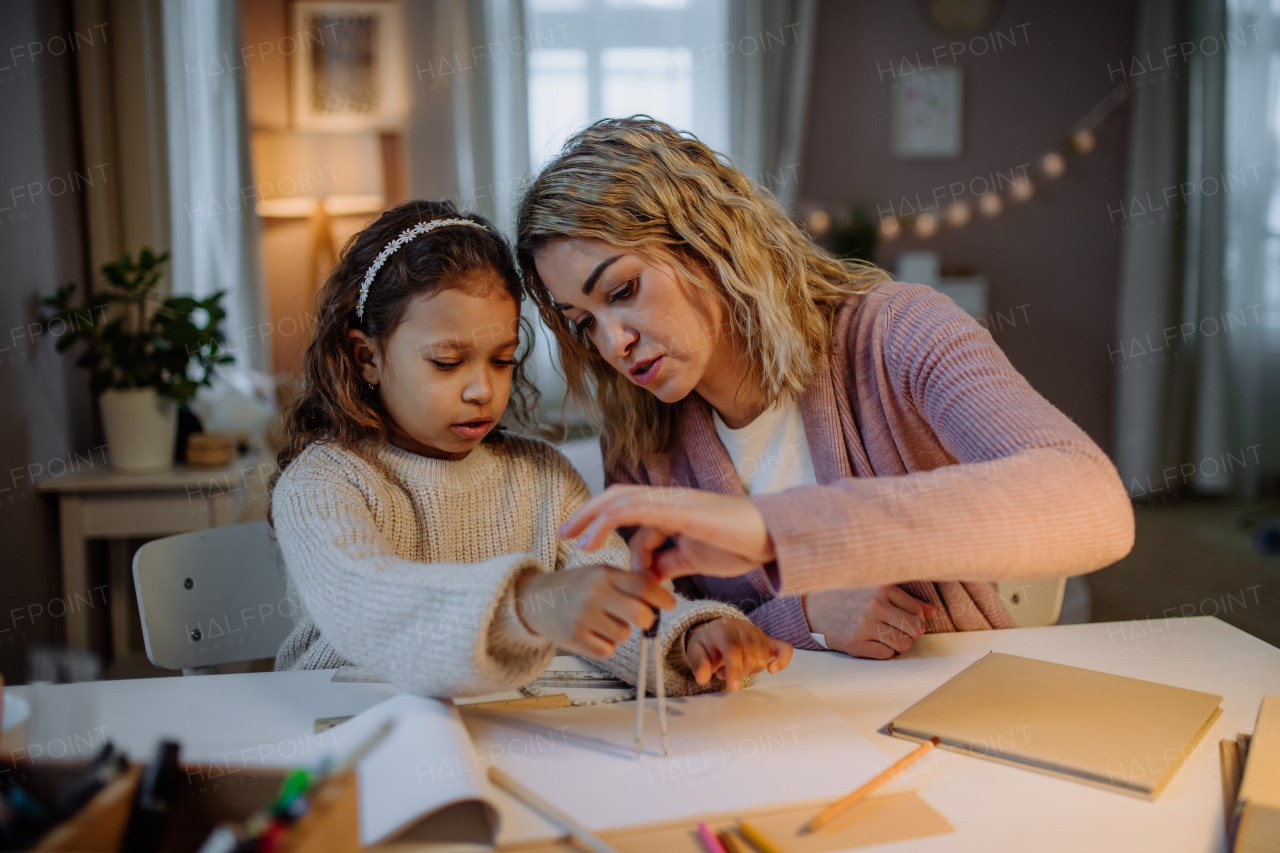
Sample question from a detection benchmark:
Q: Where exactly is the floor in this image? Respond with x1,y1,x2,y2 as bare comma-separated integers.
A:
1087,497,1279,647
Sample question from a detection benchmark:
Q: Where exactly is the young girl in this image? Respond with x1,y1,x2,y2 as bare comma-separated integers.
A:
269,200,792,698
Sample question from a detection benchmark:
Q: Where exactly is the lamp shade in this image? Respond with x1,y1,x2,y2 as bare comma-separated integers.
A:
252,131,384,217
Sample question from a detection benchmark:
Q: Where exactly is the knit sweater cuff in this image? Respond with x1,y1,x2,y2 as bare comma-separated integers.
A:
748,595,825,651
483,563,555,655
484,562,556,670
655,600,759,696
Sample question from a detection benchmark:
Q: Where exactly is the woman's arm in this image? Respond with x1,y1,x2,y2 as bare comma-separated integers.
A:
563,287,1134,596
272,466,555,697
749,285,1135,595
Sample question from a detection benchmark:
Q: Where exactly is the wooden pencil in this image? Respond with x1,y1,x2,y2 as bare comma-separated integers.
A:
804,736,940,833
487,767,622,853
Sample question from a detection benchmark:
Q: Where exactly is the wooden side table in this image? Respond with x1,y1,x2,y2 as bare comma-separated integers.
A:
36,453,276,656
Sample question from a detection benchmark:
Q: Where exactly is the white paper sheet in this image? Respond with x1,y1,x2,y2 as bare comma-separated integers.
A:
464,684,889,840
324,693,498,846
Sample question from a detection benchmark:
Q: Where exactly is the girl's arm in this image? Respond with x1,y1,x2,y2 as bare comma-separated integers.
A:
272,464,555,697
551,451,781,695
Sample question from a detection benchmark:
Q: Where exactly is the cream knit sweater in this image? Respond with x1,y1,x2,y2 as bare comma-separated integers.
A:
271,434,747,698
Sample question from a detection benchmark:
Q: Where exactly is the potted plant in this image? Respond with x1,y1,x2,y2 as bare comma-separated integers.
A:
41,248,233,474
826,205,879,264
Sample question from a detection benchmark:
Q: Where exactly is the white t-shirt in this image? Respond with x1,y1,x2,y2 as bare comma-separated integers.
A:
711,400,830,649
711,399,819,495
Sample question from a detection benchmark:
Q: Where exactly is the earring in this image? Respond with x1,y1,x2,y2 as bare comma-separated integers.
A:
367,382,376,390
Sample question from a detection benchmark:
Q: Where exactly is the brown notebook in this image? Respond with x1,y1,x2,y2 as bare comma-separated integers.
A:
888,652,1223,799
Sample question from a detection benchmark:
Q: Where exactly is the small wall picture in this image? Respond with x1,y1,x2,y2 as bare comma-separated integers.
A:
290,1,408,132
892,66,963,159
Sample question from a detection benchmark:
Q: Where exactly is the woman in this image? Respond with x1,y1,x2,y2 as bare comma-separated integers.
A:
515,117,1135,659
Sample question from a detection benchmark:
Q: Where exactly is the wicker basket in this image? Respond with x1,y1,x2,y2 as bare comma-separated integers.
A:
184,433,235,468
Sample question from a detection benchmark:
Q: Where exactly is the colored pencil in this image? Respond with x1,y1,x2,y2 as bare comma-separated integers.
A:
697,821,728,853
803,736,940,833
739,821,786,853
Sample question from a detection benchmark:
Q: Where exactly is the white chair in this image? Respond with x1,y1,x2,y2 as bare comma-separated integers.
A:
996,578,1067,627
132,521,295,675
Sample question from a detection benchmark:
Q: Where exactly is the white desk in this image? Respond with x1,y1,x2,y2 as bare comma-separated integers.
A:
9,617,1279,851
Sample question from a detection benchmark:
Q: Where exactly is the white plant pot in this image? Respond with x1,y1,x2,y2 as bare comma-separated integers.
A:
100,388,177,474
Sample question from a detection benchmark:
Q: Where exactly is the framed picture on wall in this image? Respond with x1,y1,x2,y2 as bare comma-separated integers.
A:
290,1,408,132
892,66,964,159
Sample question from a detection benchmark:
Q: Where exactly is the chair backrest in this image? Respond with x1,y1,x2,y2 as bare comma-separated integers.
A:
133,521,295,673
996,577,1067,628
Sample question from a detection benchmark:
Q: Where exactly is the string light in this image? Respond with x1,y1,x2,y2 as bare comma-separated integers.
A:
1041,152,1065,178
1010,175,1035,202
1071,128,1096,153
815,90,1126,245
978,191,1003,217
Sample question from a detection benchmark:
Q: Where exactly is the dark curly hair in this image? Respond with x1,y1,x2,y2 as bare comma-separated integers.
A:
270,199,541,501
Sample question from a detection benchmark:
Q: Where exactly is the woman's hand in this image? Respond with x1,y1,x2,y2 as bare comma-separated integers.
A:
685,617,793,690
802,586,938,659
558,485,775,581
512,565,676,658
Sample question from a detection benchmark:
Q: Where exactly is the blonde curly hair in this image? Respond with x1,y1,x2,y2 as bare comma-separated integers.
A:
515,116,891,471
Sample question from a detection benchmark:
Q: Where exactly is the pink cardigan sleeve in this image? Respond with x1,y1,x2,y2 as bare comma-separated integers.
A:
751,285,1135,596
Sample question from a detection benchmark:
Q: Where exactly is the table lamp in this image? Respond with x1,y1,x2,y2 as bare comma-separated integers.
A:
252,131,385,296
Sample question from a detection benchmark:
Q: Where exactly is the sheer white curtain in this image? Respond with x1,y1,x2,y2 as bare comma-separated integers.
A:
726,0,817,209
523,0,731,167
161,0,268,374
404,0,530,231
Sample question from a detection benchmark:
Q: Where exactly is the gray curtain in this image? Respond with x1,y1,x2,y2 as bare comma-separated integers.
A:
404,0,566,416
1218,0,1280,495
727,0,817,209
1112,0,1276,498
161,0,268,374
403,0,530,234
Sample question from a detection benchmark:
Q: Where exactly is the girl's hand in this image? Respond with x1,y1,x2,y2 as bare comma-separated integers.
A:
557,485,775,582
685,617,793,690
802,586,938,659
513,565,675,658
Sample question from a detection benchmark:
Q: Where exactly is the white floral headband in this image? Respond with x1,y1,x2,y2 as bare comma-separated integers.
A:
356,218,488,320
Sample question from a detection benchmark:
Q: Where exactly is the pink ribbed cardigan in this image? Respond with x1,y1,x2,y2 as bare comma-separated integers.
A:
604,283,1135,650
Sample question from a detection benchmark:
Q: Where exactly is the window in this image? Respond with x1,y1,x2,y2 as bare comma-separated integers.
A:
524,0,729,168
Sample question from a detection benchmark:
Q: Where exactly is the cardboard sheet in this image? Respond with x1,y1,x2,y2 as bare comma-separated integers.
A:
497,792,953,853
